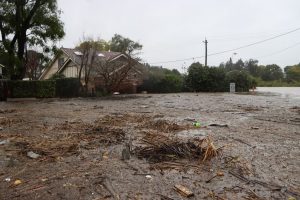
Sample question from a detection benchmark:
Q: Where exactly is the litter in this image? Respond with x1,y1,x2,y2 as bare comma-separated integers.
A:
193,122,201,127
173,184,194,197
205,171,224,183
145,175,152,179
14,179,22,186
0,139,9,145
27,151,40,159
5,178,11,182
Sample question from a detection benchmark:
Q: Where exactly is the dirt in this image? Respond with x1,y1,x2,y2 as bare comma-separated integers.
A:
0,93,299,200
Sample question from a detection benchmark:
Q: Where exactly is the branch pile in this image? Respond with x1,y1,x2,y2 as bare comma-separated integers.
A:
133,134,219,163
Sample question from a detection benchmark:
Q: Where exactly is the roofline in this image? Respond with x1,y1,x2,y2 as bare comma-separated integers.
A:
61,48,81,65
57,58,72,73
39,54,60,80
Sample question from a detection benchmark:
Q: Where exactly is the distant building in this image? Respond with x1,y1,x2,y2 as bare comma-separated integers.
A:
40,48,144,93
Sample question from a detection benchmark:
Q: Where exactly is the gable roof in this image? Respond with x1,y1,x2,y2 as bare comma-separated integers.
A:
61,48,124,66
39,47,127,79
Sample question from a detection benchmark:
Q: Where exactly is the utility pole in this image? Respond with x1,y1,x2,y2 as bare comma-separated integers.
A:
203,38,208,67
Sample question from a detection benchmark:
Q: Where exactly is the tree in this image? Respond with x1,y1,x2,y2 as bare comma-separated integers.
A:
76,36,144,94
24,50,45,80
244,59,260,77
186,62,209,92
139,66,183,93
76,37,103,93
261,64,283,81
225,70,255,92
233,59,245,71
94,53,142,93
110,34,142,57
285,64,300,82
0,0,64,79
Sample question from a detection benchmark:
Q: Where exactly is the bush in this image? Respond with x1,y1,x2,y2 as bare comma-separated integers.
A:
225,70,254,92
8,80,55,98
55,78,80,97
36,81,56,98
138,67,183,93
185,63,227,92
8,81,36,98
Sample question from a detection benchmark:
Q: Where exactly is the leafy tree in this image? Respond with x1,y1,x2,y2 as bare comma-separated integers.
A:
139,66,183,93
185,62,210,91
225,70,255,92
244,59,260,77
261,64,283,81
206,67,227,92
285,64,300,82
0,0,64,79
234,59,245,71
76,39,109,52
110,34,142,57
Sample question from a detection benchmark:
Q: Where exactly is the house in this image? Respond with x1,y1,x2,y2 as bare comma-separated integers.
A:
39,48,144,93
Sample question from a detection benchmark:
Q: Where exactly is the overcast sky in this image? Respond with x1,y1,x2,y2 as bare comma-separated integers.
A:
57,0,300,72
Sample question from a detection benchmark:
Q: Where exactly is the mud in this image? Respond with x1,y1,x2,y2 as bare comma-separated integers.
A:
0,92,299,200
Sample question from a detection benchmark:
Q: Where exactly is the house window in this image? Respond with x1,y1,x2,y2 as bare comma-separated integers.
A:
58,58,64,68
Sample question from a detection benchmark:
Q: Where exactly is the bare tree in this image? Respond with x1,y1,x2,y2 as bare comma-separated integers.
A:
76,35,145,94
25,50,43,80
95,54,142,93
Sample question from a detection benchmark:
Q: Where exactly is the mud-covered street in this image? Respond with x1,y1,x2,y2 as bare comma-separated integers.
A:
0,93,299,200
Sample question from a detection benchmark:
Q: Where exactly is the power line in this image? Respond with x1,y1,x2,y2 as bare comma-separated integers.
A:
258,42,300,59
149,27,300,65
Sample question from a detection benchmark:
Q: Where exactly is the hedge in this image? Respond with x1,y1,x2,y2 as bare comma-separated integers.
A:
36,81,56,98
8,80,56,98
7,79,80,98
55,78,80,97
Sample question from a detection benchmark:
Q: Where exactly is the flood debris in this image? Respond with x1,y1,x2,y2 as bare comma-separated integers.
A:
205,171,224,183
13,179,22,186
173,184,194,197
134,135,219,163
0,139,9,145
209,123,228,128
229,170,300,198
0,109,17,114
143,119,182,132
121,143,131,160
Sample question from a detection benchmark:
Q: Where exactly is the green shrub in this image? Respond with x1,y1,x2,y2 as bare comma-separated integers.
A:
55,78,80,97
225,70,254,92
185,63,227,92
36,81,56,98
7,80,56,98
138,67,183,93
8,80,36,98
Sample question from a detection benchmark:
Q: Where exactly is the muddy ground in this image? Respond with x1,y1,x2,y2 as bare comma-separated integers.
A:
0,92,299,200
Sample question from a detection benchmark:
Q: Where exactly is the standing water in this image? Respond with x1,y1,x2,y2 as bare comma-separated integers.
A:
256,87,300,99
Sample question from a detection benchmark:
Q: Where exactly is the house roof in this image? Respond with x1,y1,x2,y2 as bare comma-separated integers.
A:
61,48,123,66
39,47,140,80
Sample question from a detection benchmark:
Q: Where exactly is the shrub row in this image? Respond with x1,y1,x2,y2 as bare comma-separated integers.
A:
7,78,80,98
185,63,256,92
